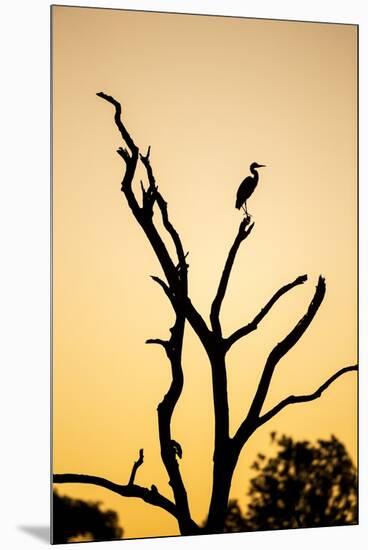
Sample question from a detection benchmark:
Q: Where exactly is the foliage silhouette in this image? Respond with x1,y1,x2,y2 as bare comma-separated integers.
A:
52,490,123,544
223,499,248,533
224,434,357,532
53,93,357,537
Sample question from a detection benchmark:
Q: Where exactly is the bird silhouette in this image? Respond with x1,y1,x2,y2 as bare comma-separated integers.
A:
235,162,266,216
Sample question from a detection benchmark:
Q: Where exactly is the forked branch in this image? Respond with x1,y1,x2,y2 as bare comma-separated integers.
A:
97,92,140,218
140,149,188,291
225,274,308,351
128,448,144,485
53,473,178,519
234,276,326,449
146,338,170,352
98,93,179,288
210,216,254,336
97,92,203,534
257,364,358,426
146,310,194,533
150,275,175,305
96,92,137,154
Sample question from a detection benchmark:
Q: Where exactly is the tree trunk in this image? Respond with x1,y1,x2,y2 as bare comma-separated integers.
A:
205,450,236,533
204,348,236,534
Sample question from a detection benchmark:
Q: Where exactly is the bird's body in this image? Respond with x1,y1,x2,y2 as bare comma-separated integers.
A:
236,162,265,215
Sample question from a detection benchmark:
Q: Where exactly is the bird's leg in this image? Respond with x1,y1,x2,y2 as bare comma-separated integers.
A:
244,203,251,221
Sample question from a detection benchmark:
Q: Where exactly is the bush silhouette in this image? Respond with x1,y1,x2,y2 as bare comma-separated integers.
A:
224,434,357,532
52,490,123,544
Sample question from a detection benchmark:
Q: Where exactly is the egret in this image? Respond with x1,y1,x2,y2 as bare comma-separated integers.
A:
235,162,266,216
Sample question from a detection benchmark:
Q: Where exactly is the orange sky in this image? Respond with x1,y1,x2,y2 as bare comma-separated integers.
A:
52,6,357,539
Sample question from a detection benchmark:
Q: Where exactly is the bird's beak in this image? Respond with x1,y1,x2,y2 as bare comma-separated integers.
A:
258,164,266,168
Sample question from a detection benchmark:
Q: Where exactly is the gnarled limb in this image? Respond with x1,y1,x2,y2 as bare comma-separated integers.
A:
146,338,171,354
97,93,177,289
53,473,178,520
147,272,195,534
155,191,188,287
147,257,193,532
150,275,175,304
96,92,137,153
225,274,308,351
97,91,210,344
152,313,197,534
97,92,207,535
140,148,188,294
97,92,140,218
210,216,254,336
128,449,144,485
139,148,159,215
233,276,326,451
98,92,210,344
257,364,358,427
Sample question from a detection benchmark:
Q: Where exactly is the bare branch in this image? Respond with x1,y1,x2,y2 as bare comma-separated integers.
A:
139,151,158,214
146,338,169,347
97,94,202,534
97,92,140,216
146,338,171,359
210,216,254,336
156,193,187,275
155,313,195,533
150,275,176,308
117,146,130,162
140,179,146,198
98,92,210,347
144,307,200,533
128,448,144,485
97,92,137,154
53,473,178,520
138,208,179,287
258,365,358,427
225,274,308,350
146,207,211,349
140,147,156,192
147,189,211,346
140,151,188,287
234,276,326,449
182,300,211,351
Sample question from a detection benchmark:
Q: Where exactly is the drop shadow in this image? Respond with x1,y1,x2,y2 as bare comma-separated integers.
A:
18,525,50,543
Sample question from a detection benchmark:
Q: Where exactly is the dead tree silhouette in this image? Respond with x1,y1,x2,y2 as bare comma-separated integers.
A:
53,93,357,537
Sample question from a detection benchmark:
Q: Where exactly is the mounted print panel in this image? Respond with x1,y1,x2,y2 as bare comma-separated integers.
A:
51,5,358,544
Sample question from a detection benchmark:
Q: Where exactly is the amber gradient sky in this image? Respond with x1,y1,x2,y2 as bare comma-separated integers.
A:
52,6,357,540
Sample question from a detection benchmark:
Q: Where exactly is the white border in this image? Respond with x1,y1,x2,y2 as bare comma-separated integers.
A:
1,1,366,549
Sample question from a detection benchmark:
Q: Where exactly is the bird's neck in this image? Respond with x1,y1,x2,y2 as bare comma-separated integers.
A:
250,166,259,181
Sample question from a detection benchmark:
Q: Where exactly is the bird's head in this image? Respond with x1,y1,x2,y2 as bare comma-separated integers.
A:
250,162,266,170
